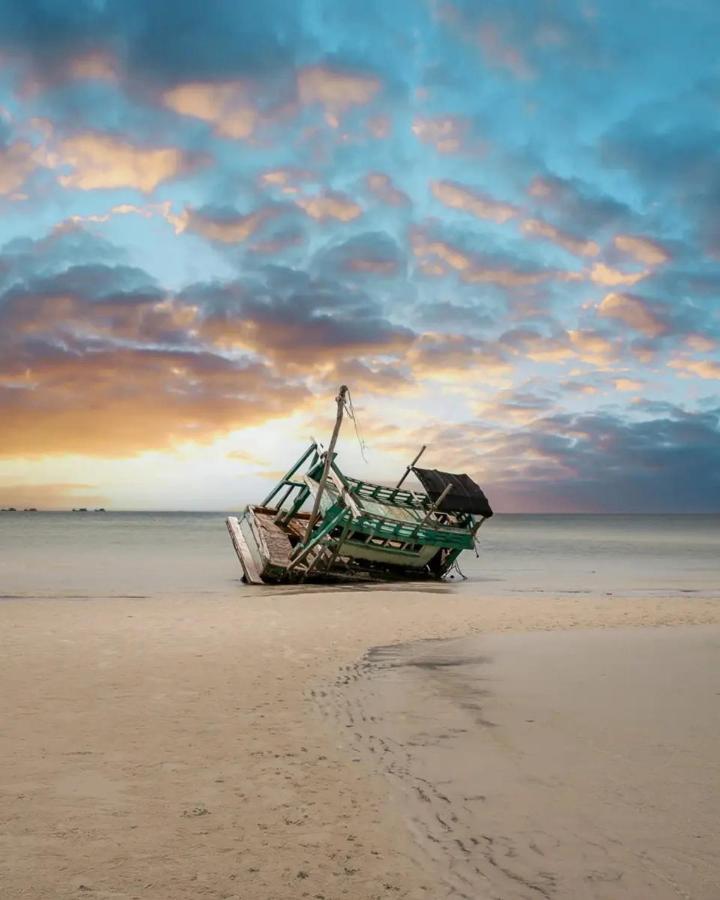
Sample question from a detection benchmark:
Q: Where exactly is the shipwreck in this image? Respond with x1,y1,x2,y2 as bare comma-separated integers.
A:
226,386,493,584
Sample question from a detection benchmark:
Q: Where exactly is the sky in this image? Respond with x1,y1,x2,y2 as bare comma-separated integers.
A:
0,0,719,512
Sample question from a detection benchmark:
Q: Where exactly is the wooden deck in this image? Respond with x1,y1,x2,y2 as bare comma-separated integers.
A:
250,506,306,569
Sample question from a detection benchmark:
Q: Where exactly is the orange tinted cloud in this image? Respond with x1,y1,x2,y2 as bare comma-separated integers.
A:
57,133,199,192
431,180,517,223
296,190,362,221
68,52,118,82
614,234,670,266
408,333,511,381
1,292,197,346
522,218,599,257
0,347,307,456
567,329,615,363
589,262,646,286
668,358,720,380
412,116,470,154
202,311,411,365
258,167,314,194
477,23,535,79
0,140,41,195
614,378,644,392
685,334,716,353
367,115,391,138
412,231,557,287
297,66,381,120
183,206,276,243
597,292,668,338
366,172,409,206
162,81,257,139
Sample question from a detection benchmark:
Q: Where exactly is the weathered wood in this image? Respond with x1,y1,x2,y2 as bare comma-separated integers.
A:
395,444,427,489
289,507,347,571
327,467,363,517
252,509,295,568
260,441,317,507
226,517,265,584
303,386,348,544
418,484,452,527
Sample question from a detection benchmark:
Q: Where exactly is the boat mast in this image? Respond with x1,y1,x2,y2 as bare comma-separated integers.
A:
302,385,348,544
395,444,426,489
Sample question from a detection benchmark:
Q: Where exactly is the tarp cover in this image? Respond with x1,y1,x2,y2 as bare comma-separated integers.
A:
412,467,493,517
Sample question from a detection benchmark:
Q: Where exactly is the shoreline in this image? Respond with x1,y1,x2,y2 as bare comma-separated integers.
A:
2,591,719,899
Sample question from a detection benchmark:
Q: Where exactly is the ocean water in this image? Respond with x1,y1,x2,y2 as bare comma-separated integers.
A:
0,512,718,600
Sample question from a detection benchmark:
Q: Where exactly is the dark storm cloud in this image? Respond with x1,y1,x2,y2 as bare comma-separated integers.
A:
527,172,632,235
183,264,415,364
312,231,404,279
428,404,720,513
518,406,720,512
0,0,307,85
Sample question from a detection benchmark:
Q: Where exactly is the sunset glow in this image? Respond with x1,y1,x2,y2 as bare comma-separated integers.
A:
1,0,719,512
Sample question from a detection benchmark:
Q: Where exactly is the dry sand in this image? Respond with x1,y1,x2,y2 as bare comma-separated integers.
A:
2,589,720,900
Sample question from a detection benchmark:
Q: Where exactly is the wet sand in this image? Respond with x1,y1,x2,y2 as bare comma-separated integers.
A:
322,625,720,899
1,591,719,899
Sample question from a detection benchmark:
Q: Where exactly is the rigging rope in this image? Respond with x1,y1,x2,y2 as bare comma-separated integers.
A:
343,388,368,463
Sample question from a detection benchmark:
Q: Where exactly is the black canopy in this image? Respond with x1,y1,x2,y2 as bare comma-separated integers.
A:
412,467,493,517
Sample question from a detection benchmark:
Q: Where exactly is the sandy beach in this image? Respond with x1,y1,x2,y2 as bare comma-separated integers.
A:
2,589,720,899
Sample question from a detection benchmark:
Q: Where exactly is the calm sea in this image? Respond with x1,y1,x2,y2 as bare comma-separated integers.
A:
0,512,718,601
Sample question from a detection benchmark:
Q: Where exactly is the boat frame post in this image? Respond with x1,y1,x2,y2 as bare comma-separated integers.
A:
418,483,452,527
288,506,348,572
260,441,317,509
395,445,427,489
301,385,348,545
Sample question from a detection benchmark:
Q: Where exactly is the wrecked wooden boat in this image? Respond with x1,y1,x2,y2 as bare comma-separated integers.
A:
226,386,493,584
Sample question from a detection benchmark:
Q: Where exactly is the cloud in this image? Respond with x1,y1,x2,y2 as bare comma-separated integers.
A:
182,205,280,243
315,232,403,278
295,190,362,222
522,218,599,257
66,52,118,83
407,333,511,381
366,172,409,207
56,132,203,192
297,66,381,123
500,328,575,363
566,329,616,365
416,405,720,512
162,81,257,139
597,292,669,338
528,173,630,232
258,167,315,194
668,358,720,381
0,231,311,456
0,139,41,195
188,266,414,365
476,22,535,80
614,378,644,392
614,234,670,267
412,116,474,154
321,359,414,395
0,346,306,456
431,179,518,223
589,262,646,287
411,228,567,288
367,115,391,139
